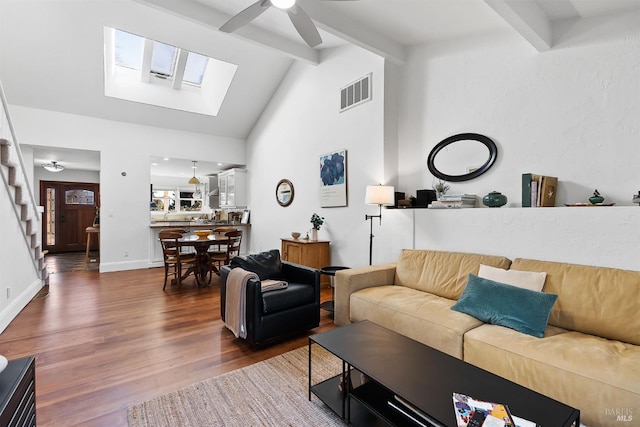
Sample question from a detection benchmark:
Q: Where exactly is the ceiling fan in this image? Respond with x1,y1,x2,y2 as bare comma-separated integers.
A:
220,0,355,48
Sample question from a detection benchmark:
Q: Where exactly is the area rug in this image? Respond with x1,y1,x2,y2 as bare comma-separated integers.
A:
127,345,346,427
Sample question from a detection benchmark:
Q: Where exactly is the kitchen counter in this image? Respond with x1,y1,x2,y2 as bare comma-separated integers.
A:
149,221,250,229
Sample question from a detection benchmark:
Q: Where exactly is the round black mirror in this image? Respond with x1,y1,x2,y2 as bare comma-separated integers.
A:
276,179,294,207
427,133,497,182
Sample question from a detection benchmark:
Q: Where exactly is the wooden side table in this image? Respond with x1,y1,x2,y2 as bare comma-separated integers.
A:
281,238,330,287
85,226,100,262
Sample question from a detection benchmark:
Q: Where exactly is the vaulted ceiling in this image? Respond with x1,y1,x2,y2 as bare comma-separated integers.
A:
2,0,638,139
0,0,638,173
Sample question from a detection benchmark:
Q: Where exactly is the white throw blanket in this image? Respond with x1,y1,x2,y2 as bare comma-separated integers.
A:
225,268,258,339
261,279,288,292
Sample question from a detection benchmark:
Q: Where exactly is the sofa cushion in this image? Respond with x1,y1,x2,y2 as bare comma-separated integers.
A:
464,324,640,427
478,264,546,292
451,274,557,338
394,249,511,300
261,282,314,314
349,285,483,359
230,249,282,280
511,258,640,346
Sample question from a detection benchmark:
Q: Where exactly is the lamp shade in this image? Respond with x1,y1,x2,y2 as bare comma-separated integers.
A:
365,185,395,206
188,160,200,184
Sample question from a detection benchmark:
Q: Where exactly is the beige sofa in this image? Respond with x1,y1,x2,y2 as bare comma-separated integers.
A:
334,249,640,427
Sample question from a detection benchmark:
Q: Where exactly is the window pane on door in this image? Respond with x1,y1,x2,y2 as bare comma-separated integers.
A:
65,190,95,205
46,188,56,246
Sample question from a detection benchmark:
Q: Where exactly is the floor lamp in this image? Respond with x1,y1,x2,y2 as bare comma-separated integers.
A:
365,185,395,265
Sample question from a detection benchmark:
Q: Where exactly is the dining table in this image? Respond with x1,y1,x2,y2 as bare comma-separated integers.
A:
177,233,230,286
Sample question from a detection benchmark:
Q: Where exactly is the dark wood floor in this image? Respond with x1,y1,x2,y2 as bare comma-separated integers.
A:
0,254,337,426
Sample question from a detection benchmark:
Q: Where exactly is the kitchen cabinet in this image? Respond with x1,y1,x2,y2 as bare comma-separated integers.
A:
281,238,330,287
218,169,247,208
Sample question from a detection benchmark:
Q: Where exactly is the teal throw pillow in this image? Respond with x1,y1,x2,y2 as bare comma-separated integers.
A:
451,274,557,338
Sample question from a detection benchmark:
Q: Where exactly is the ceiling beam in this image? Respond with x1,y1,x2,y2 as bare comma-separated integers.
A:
297,0,406,64
131,0,320,64
483,0,553,51
132,0,406,65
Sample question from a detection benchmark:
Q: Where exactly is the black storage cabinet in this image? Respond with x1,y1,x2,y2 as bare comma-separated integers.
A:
0,356,36,427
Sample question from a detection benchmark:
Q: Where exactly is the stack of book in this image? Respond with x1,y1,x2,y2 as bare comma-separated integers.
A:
522,174,557,207
428,194,477,209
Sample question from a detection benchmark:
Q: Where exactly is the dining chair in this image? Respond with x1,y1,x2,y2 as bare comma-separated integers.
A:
209,230,243,274
160,228,196,255
213,226,237,234
160,228,188,233
159,230,197,290
208,227,238,255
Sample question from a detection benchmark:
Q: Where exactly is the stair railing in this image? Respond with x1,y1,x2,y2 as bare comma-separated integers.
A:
0,79,46,280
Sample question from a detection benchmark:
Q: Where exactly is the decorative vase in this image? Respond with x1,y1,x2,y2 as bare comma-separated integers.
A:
311,229,318,241
589,190,604,204
482,191,507,208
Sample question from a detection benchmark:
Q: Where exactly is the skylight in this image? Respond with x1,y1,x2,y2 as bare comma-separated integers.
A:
114,30,143,70
184,52,208,86
150,41,177,78
104,27,238,116
113,29,206,84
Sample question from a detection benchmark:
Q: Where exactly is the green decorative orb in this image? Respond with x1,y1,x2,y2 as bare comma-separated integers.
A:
483,191,507,208
589,195,604,204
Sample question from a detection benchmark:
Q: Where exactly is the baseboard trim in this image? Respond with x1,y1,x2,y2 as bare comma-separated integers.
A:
0,278,43,334
99,260,153,273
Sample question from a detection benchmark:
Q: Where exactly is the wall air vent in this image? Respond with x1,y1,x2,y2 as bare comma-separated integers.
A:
340,73,372,113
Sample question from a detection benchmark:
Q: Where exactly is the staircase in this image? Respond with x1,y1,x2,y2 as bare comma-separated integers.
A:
0,81,48,285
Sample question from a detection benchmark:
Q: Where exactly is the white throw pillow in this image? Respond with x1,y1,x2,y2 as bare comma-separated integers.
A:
478,264,547,292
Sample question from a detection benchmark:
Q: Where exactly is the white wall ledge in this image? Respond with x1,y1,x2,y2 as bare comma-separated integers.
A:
402,206,640,271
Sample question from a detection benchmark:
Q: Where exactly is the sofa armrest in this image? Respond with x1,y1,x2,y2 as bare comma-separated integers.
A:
281,262,320,288
334,263,396,326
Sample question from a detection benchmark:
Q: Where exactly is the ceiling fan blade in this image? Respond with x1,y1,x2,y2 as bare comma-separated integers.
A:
219,0,272,33
287,4,322,48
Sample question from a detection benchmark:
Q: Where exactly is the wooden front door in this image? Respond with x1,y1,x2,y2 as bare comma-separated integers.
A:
41,181,100,253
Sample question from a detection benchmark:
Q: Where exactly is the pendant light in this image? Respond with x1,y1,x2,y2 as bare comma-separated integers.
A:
188,161,200,185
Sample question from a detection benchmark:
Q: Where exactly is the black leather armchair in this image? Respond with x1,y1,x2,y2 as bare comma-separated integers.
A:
220,249,321,347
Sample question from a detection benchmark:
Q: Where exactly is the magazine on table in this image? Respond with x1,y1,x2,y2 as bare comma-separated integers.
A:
453,393,538,427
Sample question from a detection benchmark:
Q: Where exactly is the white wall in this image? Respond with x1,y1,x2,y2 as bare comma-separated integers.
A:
246,45,397,268
9,106,245,272
245,16,640,272
6,11,639,276
398,13,640,205
391,12,640,271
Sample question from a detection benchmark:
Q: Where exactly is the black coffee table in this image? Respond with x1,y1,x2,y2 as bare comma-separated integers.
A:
309,321,580,427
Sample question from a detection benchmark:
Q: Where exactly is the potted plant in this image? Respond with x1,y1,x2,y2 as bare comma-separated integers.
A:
433,179,450,200
310,213,324,240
